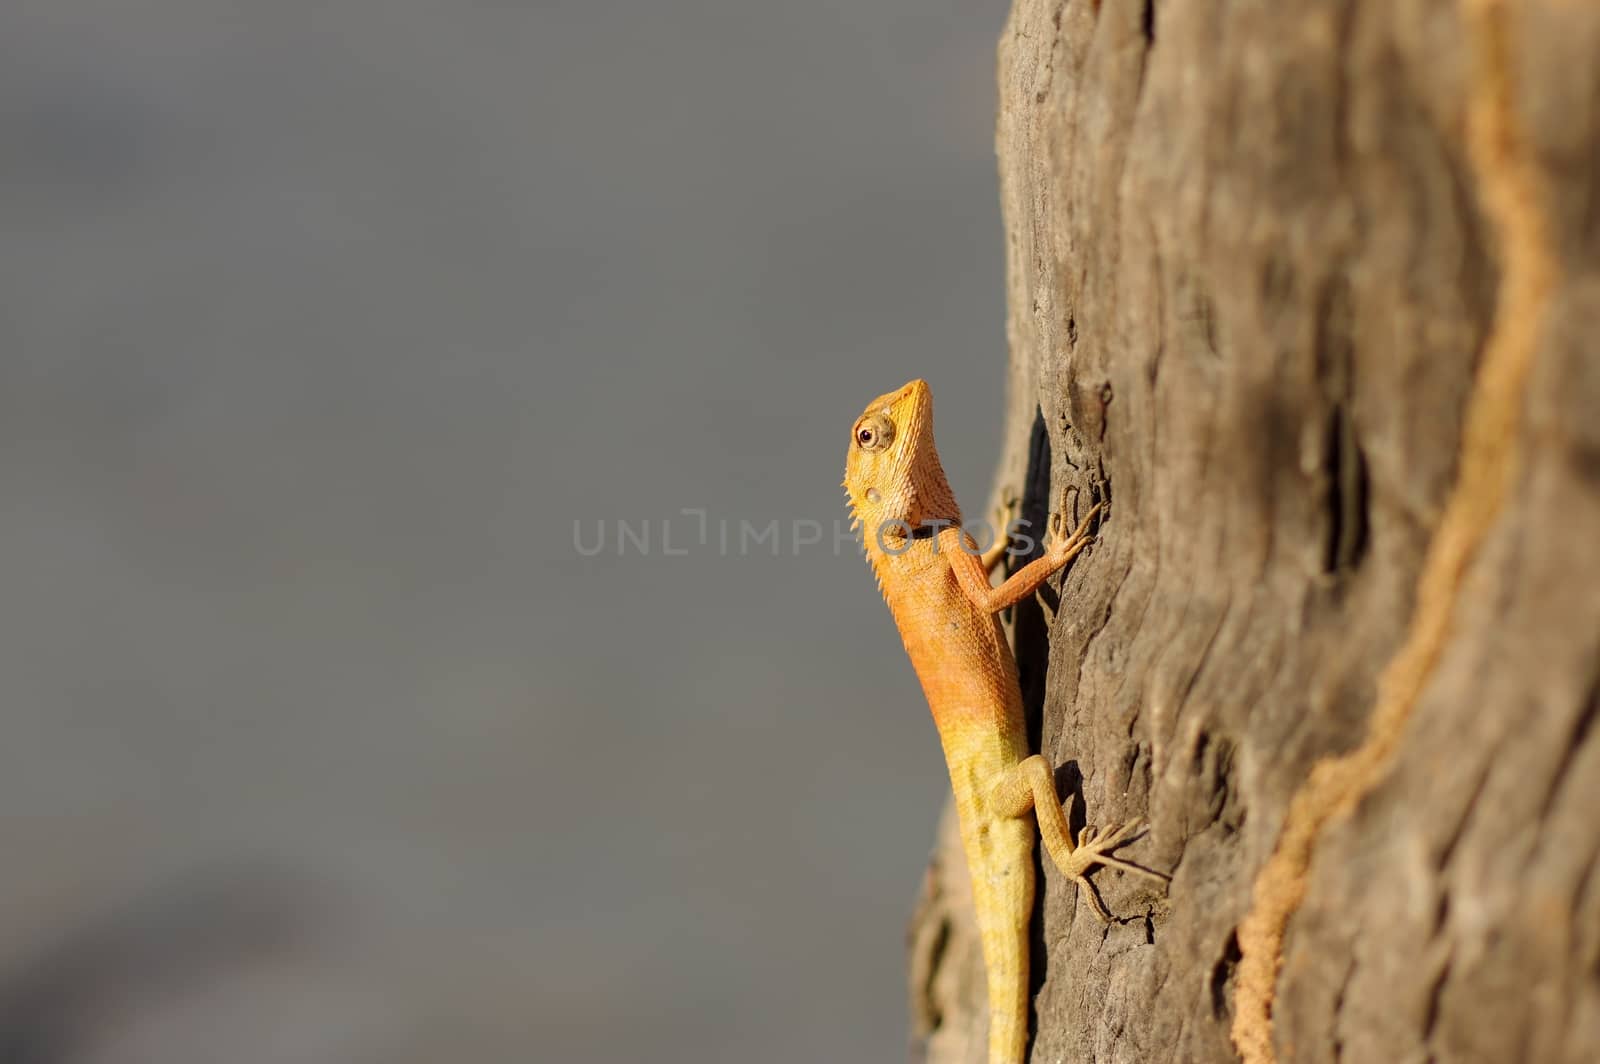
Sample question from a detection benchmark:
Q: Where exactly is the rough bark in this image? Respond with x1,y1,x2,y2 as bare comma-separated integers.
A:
909,1,1600,1061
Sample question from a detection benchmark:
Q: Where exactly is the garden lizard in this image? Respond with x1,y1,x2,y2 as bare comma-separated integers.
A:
843,379,1166,1064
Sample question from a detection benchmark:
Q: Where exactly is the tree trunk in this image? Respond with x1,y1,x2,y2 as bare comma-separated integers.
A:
909,1,1600,1061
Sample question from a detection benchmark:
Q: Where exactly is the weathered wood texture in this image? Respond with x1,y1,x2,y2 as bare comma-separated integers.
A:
910,1,1600,1061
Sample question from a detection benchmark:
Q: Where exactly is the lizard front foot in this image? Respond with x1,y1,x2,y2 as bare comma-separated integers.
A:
1045,500,1105,564
1035,501,1106,622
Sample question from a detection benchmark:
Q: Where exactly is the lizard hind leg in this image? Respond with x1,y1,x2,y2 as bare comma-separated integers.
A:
989,755,1169,922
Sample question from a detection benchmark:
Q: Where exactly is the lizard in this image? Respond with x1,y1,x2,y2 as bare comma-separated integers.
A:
843,378,1167,1064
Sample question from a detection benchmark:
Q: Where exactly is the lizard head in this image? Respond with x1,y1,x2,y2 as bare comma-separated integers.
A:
843,378,961,544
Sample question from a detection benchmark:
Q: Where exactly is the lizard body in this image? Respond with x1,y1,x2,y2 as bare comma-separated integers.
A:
843,379,1165,1064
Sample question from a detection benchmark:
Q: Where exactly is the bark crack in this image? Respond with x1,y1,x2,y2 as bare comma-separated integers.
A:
1330,950,1358,1063
1537,670,1600,823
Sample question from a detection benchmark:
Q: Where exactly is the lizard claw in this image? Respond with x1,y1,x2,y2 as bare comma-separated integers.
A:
1062,818,1170,883
1096,818,1145,849
1045,500,1106,562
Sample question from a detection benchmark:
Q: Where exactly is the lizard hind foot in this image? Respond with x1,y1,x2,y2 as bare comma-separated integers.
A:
1062,826,1170,924
1062,818,1172,884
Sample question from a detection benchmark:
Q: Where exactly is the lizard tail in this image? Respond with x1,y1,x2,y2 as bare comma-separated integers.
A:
979,917,1030,1064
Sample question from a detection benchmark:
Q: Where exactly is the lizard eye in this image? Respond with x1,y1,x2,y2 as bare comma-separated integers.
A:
853,414,895,452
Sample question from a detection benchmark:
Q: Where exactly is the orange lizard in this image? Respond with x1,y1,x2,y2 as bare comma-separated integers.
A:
843,379,1167,1064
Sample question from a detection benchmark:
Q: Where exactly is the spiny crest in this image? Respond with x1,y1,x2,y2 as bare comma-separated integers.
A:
843,479,881,594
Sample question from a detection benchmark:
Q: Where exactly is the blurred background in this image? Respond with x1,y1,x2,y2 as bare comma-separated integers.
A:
0,2,1014,1060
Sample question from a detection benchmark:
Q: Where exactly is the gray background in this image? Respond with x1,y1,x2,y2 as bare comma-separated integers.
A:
0,2,1012,1061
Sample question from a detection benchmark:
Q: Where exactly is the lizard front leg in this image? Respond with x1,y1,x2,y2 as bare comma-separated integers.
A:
941,502,1104,612
990,756,1168,921
977,488,1021,576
